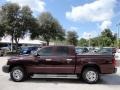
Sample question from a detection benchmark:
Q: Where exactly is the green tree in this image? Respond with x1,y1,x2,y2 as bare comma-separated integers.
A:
78,38,88,46
0,24,5,40
100,29,116,46
78,28,116,47
91,37,100,47
0,3,37,52
30,12,65,45
0,9,5,39
66,31,78,46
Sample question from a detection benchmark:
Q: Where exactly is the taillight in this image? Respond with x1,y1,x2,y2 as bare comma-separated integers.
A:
112,58,116,67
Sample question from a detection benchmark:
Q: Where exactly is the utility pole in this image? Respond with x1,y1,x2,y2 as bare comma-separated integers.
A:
116,23,120,48
88,34,91,47
98,33,100,47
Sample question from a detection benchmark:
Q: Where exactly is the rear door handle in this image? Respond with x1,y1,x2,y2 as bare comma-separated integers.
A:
66,59,72,61
45,59,52,61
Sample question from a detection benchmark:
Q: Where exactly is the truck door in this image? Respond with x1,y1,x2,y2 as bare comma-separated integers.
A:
36,46,55,73
35,46,76,74
53,46,76,73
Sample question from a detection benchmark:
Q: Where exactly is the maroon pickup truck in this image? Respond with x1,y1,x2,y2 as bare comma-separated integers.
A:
2,45,117,84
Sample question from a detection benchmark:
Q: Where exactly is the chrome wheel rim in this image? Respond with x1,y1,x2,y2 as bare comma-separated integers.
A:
86,71,97,82
12,69,23,81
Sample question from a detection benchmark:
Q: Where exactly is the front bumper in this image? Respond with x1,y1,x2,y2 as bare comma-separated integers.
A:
2,65,10,73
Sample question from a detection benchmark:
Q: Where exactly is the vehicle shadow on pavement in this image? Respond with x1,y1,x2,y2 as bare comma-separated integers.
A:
27,78,84,84
99,74,120,85
15,74,120,85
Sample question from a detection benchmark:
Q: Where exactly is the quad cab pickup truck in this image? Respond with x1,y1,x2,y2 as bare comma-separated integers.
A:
2,46,117,84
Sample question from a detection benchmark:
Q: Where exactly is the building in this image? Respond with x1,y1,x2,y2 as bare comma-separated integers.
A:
0,35,46,48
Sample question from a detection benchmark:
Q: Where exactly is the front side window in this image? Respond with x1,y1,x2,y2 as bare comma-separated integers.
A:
55,47,69,56
38,47,53,56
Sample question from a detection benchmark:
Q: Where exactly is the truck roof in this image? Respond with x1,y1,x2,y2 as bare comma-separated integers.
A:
42,45,75,48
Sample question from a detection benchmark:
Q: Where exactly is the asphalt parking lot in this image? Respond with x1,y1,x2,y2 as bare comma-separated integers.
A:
0,57,120,90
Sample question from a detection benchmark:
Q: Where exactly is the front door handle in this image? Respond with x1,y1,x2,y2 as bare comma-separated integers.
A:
45,59,52,61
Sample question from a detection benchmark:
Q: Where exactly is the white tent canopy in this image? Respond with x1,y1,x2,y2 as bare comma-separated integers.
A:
0,35,45,45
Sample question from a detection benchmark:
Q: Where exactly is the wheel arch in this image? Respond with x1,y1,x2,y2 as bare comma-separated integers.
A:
9,64,26,72
81,64,101,74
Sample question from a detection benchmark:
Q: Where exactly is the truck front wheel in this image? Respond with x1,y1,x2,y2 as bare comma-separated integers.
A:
82,68,100,84
10,66,27,82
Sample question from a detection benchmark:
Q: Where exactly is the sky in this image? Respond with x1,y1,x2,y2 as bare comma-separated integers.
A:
0,0,120,39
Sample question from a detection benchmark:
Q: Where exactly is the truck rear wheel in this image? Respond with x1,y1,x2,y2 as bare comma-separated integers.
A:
10,66,27,82
82,68,99,84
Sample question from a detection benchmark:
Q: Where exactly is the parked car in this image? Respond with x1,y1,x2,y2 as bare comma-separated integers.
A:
20,46,38,55
2,45,117,84
115,49,120,60
1,46,11,52
75,47,89,54
115,49,120,66
95,47,116,55
88,47,100,53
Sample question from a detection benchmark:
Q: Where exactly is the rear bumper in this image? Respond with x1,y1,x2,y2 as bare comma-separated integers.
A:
2,65,10,73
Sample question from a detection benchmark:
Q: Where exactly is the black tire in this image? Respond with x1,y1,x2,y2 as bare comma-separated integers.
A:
82,68,100,84
1,54,4,56
10,66,27,82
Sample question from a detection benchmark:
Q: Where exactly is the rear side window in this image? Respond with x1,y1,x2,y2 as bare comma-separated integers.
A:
38,47,53,56
55,47,69,56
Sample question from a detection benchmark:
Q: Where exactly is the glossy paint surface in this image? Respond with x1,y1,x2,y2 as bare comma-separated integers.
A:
7,46,115,74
